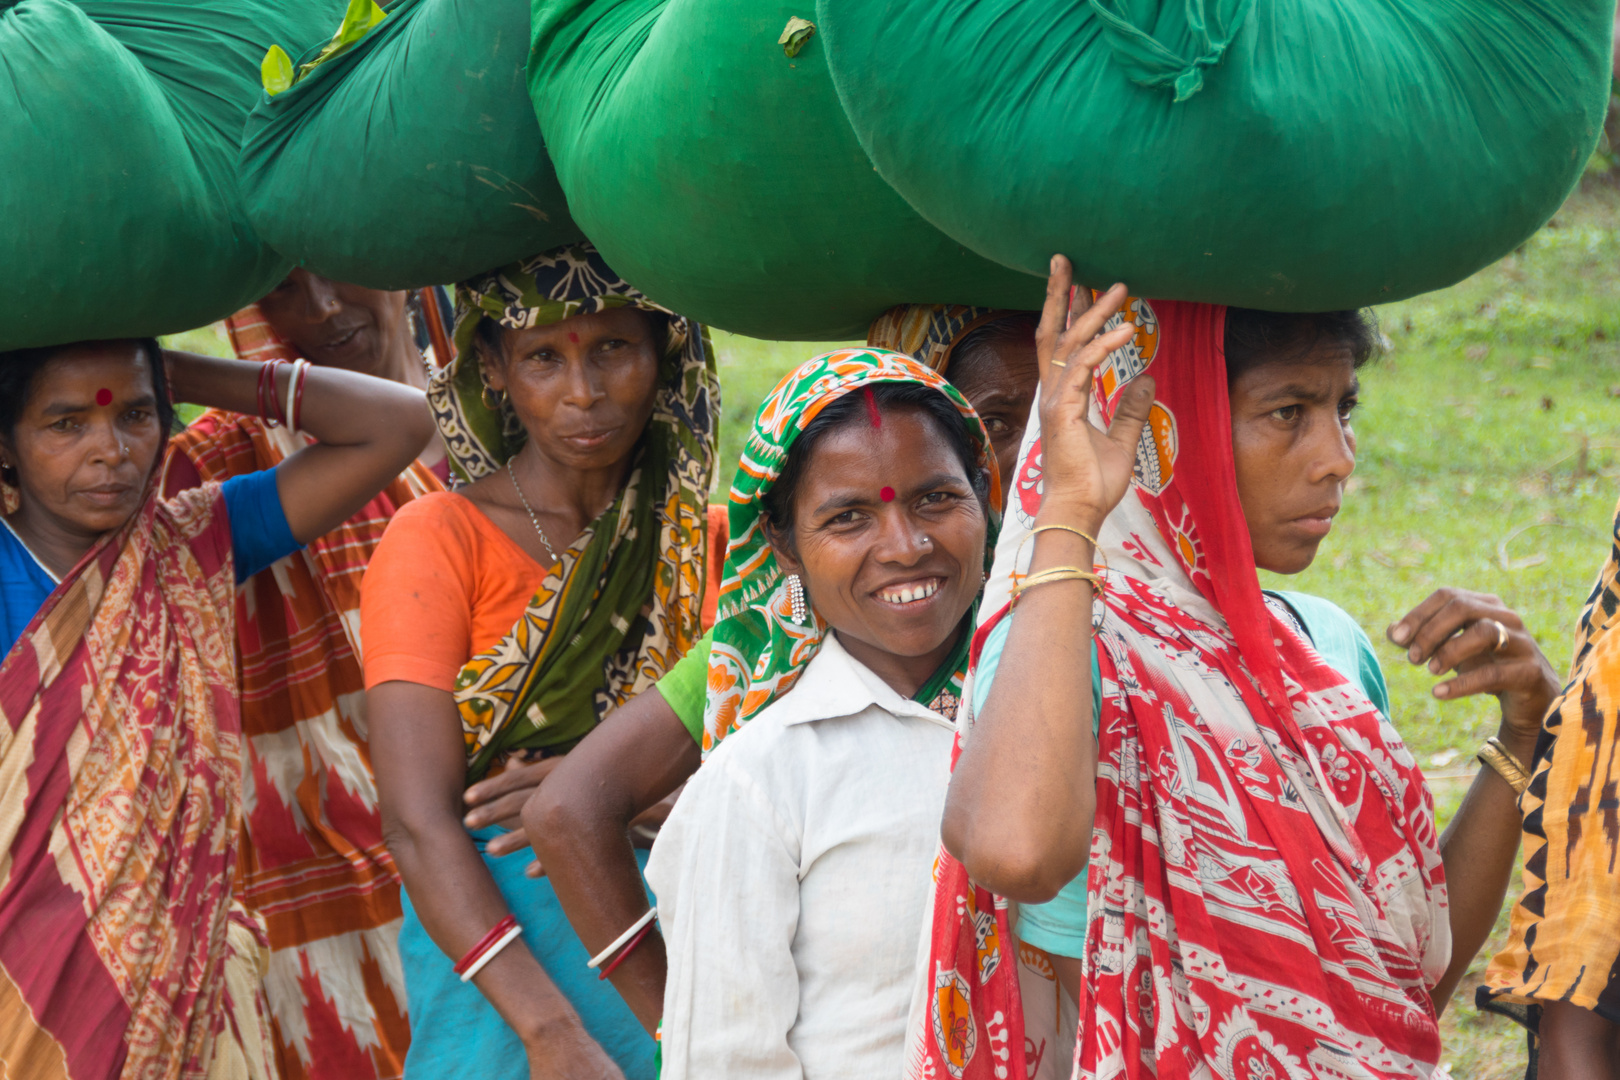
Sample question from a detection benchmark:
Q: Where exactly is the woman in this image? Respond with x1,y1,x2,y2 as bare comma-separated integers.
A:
359,243,718,1080
649,348,998,1078
1480,499,1620,1079
513,304,1041,1032
925,258,1558,1079
165,272,451,1080
0,338,434,1078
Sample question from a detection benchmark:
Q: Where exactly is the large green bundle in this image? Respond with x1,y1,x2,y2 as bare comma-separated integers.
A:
241,0,581,290
529,0,1044,340
819,0,1612,311
0,0,336,349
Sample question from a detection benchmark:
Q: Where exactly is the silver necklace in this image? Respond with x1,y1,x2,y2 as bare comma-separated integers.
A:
507,457,558,564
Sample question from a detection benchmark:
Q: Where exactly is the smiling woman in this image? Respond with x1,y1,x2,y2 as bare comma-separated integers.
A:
0,337,434,1079
646,350,999,1080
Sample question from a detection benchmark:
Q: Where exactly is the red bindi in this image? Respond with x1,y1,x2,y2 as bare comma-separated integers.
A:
568,331,579,344
95,388,112,407
880,486,896,502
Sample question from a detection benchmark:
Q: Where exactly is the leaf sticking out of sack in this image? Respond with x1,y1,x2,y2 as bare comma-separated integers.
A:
778,16,814,57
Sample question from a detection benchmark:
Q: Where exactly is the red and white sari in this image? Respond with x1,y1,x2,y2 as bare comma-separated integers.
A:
910,299,1449,1080
0,481,275,1080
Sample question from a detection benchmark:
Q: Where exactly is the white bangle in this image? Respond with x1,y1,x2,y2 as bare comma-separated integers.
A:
458,922,524,983
586,906,658,969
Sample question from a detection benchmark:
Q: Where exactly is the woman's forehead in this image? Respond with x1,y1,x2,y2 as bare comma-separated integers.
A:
32,344,151,393
797,411,963,485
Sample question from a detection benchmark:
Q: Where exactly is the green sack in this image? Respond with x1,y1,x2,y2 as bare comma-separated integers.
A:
818,0,1612,311
529,0,1044,340
0,0,335,350
241,0,582,290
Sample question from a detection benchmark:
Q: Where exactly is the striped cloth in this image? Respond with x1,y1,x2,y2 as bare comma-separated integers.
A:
161,304,442,1080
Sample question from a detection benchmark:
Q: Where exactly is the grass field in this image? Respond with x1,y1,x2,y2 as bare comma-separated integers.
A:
164,184,1620,1076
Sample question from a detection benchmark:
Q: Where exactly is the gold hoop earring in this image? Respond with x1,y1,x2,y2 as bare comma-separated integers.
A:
481,384,505,411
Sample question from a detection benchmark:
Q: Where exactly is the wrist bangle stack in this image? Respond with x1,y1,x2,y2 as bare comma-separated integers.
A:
587,906,658,979
1010,565,1103,606
1477,735,1532,794
1010,524,1109,610
454,914,523,983
256,359,290,428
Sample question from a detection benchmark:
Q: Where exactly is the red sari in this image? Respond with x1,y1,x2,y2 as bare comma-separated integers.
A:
911,299,1449,1080
0,481,274,1080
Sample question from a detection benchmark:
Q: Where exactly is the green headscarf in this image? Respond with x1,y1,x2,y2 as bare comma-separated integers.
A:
700,347,1001,754
427,243,719,781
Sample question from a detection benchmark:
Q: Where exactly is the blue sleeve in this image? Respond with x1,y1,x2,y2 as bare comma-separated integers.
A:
971,612,1097,959
1271,591,1392,720
220,470,300,585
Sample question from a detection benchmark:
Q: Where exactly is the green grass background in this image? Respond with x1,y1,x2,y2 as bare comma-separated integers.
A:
165,184,1620,1077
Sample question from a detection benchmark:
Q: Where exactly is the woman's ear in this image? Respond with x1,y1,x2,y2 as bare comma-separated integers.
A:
761,513,803,577
477,343,507,393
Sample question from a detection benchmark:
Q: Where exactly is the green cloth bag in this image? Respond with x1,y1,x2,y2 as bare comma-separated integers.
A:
818,0,1612,311
528,0,1045,340
0,0,335,349
240,0,583,289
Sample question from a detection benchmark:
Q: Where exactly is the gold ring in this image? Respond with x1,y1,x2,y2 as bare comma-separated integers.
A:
1050,359,1068,368
1493,620,1508,652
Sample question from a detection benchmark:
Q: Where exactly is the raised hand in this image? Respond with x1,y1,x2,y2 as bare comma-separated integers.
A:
1387,587,1560,741
1033,255,1155,531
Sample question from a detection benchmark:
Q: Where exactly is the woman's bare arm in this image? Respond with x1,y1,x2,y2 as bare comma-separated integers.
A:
521,687,700,1031
368,680,623,1080
1386,588,1559,1013
164,350,434,544
941,259,1152,902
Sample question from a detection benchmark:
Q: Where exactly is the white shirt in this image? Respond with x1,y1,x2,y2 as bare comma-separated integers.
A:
647,632,956,1080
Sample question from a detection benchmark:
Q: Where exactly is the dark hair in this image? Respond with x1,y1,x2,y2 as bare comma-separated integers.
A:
0,339,173,445
761,380,988,540
946,312,1040,386
1223,309,1379,384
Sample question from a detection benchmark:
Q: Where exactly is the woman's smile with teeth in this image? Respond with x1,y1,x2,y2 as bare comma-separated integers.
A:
877,578,942,606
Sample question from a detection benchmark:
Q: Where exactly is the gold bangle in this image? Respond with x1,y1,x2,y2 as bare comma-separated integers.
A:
1032,523,1100,547
1477,736,1532,795
1010,566,1103,606
1014,524,1109,586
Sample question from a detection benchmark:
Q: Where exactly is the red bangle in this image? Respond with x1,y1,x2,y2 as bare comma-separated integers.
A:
257,359,287,427
597,919,655,981
453,914,519,976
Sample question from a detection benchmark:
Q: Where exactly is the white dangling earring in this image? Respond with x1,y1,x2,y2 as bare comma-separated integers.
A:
787,574,808,625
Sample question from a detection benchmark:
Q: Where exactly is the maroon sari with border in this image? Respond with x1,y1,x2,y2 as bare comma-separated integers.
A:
0,481,273,1080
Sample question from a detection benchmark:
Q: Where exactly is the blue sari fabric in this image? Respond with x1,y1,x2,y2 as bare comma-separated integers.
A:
398,827,657,1080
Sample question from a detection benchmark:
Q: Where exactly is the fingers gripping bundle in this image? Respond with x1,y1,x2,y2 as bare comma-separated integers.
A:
0,0,336,349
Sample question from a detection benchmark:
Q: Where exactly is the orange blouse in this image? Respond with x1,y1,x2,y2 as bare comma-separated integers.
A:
362,493,727,693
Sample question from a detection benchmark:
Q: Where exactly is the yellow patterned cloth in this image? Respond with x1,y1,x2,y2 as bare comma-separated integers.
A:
865,303,1009,373
1481,497,1620,1025
429,244,719,782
